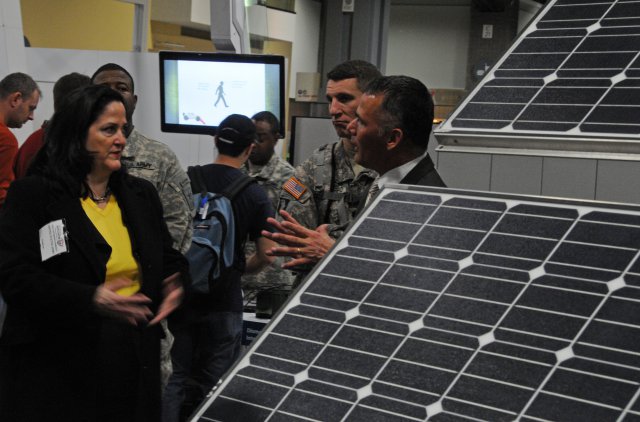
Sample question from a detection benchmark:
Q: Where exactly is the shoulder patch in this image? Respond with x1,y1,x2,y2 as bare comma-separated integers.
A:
283,177,307,200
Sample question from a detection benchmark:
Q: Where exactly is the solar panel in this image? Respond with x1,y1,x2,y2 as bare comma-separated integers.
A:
192,185,640,421
436,0,640,153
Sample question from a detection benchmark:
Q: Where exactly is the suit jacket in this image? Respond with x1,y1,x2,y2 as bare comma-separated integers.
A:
400,154,446,187
0,173,188,422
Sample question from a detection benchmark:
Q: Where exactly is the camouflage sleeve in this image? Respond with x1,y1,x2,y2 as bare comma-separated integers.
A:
159,154,194,254
277,163,319,230
326,223,349,240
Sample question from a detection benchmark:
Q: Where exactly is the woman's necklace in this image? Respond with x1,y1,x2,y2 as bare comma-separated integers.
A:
89,186,111,204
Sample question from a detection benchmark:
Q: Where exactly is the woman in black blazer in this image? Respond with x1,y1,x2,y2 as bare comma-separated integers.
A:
0,85,188,422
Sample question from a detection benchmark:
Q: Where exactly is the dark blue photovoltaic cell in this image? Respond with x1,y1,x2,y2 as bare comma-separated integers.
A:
602,88,640,105
457,103,523,120
518,104,591,122
194,188,640,422
471,87,539,104
562,52,635,70
443,0,640,138
542,4,610,21
532,87,607,105
548,79,611,87
514,37,582,53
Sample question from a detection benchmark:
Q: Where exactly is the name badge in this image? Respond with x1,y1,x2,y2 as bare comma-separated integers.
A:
39,219,69,261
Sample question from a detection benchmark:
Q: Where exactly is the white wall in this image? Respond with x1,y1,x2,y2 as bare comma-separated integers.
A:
290,0,321,99
386,5,470,89
247,0,321,98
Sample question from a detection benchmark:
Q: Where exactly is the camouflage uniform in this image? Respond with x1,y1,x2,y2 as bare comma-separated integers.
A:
121,129,193,389
279,140,377,240
121,129,193,254
241,153,295,289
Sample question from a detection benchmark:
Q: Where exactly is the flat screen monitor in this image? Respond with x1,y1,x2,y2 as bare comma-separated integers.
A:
159,51,286,136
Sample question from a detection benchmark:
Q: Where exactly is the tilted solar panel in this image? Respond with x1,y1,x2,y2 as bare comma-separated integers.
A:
436,0,640,152
192,185,640,421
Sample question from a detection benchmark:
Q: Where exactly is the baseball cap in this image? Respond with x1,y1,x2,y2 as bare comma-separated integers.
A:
216,114,257,148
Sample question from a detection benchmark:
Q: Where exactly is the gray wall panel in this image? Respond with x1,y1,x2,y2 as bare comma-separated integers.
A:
490,155,542,195
596,160,640,204
291,117,336,166
437,151,491,190
542,157,597,200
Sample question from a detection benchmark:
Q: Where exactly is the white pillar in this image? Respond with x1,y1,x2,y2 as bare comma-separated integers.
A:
0,0,28,75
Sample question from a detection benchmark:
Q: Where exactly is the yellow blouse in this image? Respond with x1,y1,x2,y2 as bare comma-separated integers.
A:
81,195,141,296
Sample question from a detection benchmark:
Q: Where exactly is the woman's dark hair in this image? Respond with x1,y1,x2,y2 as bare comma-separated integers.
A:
28,84,126,197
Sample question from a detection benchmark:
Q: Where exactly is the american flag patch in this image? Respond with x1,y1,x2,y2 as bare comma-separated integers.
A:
283,177,307,200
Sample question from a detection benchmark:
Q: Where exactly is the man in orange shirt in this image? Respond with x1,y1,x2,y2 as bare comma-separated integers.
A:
0,72,40,209
14,72,89,180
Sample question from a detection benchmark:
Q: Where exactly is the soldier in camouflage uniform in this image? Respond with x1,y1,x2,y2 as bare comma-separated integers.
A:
92,63,193,389
278,60,381,241
241,111,295,291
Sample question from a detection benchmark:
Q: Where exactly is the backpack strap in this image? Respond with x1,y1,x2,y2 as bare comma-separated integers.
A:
187,165,207,195
221,173,256,270
222,174,256,201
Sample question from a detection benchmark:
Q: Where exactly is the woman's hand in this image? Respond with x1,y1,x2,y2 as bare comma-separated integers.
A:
93,278,153,326
148,272,184,326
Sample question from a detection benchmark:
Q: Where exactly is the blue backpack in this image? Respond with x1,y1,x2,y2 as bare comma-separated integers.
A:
185,165,255,294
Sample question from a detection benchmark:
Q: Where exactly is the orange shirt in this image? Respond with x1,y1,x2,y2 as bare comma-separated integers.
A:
0,123,18,209
14,126,45,180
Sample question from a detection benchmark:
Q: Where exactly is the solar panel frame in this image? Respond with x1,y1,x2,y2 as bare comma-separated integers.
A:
191,185,640,422
435,0,640,155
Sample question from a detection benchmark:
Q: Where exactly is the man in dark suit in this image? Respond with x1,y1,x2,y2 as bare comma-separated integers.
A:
347,75,444,197
263,75,445,269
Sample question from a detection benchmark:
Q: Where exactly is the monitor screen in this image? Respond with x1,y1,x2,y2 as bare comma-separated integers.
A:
159,51,286,136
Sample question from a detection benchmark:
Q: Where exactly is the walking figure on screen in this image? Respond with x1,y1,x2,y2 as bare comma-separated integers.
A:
214,81,228,107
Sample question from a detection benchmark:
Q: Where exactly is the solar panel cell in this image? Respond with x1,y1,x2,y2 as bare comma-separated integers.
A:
495,213,574,238
542,3,611,21
468,87,538,104
607,2,640,18
448,375,533,413
501,53,566,70
580,320,640,353
532,86,608,104
446,273,524,303
518,104,592,122
525,392,621,421
278,389,352,420
602,88,640,106
465,352,551,388
551,241,636,271
567,220,640,248
516,285,602,316
379,360,454,394
544,368,636,408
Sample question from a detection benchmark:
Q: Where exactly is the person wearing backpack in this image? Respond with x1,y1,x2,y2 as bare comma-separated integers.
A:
163,114,276,422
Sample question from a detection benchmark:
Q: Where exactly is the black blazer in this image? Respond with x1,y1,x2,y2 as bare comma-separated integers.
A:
0,173,188,422
400,154,446,187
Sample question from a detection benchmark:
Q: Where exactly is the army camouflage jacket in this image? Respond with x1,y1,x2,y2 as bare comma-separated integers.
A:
241,153,295,289
278,140,377,240
242,153,295,210
121,129,193,254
